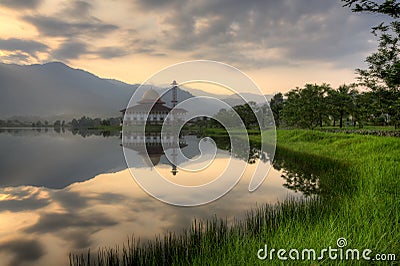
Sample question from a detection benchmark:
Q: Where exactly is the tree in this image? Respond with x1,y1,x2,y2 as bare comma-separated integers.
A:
343,0,400,91
326,84,357,128
213,108,237,128
233,102,259,129
213,102,260,130
343,0,400,128
389,95,400,128
269,93,284,128
71,119,79,128
343,0,400,18
282,84,331,129
101,119,111,126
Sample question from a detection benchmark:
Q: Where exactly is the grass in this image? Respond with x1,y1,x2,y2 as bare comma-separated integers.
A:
70,130,399,265
319,125,400,131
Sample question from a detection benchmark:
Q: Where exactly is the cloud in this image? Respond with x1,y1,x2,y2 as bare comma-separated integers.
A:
127,0,383,69
0,187,126,251
21,8,122,60
0,52,32,63
0,195,50,212
94,192,127,204
95,46,129,59
51,40,129,60
61,0,92,18
62,231,93,250
24,212,118,234
0,187,51,212
133,0,182,11
0,0,385,71
52,40,88,60
24,15,118,38
50,190,89,209
0,239,44,266
22,193,120,250
0,38,48,56
0,0,42,9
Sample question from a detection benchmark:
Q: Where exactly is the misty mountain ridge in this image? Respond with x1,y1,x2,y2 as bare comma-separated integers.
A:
0,62,271,122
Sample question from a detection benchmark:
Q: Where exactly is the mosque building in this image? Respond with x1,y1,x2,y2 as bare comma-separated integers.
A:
120,82,186,126
121,81,186,175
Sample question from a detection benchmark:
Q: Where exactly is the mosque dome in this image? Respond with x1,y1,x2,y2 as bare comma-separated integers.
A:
142,89,160,101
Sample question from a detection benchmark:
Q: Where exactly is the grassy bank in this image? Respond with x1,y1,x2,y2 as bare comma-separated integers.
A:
71,130,399,265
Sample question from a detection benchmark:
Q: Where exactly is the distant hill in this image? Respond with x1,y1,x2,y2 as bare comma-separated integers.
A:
0,62,272,121
0,62,136,119
221,93,273,106
181,87,272,105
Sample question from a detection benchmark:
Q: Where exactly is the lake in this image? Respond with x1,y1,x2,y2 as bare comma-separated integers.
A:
0,128,315,266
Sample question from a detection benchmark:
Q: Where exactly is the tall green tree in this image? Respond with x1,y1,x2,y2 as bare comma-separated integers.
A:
389,95,400,128
214,108,240,128
343,0,399,90
350,90,369,127
282,84,331,129
343,0,400,18
326,84,357,128
54,120,61,128
343,0,400,127
269,93,284,128
233,102,259,129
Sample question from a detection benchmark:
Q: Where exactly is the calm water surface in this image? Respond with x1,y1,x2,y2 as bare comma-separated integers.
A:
0,128,315,266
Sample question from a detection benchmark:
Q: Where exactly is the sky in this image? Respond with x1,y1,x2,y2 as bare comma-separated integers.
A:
0,0,388,94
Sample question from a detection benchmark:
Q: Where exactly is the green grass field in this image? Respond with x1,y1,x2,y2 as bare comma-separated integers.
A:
71,130,399,265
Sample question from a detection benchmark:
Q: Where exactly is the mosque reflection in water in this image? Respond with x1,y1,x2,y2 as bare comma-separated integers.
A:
122,132,187,176
121,129,322,198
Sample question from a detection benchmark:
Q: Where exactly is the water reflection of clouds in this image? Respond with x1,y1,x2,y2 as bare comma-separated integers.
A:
0,163,301,265
0,187,51,212
124,135,204,169
0,132,126,189
0,130,303,265
0,239,44,266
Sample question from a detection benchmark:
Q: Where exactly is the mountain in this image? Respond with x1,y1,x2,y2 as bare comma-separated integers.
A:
0,62,135,119
0,62,272,121
178,87,272,105
221,93,273,106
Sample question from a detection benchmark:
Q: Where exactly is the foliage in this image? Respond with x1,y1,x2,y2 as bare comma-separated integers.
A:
281,84,330,129
342,1,400,127
342,0,400,18
326,84,358,128
269,93,284,128
276,82,400,129
213,102,261,129
70,116,120,129
343,0,400,91
233,102,259,129
213,108,239,129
